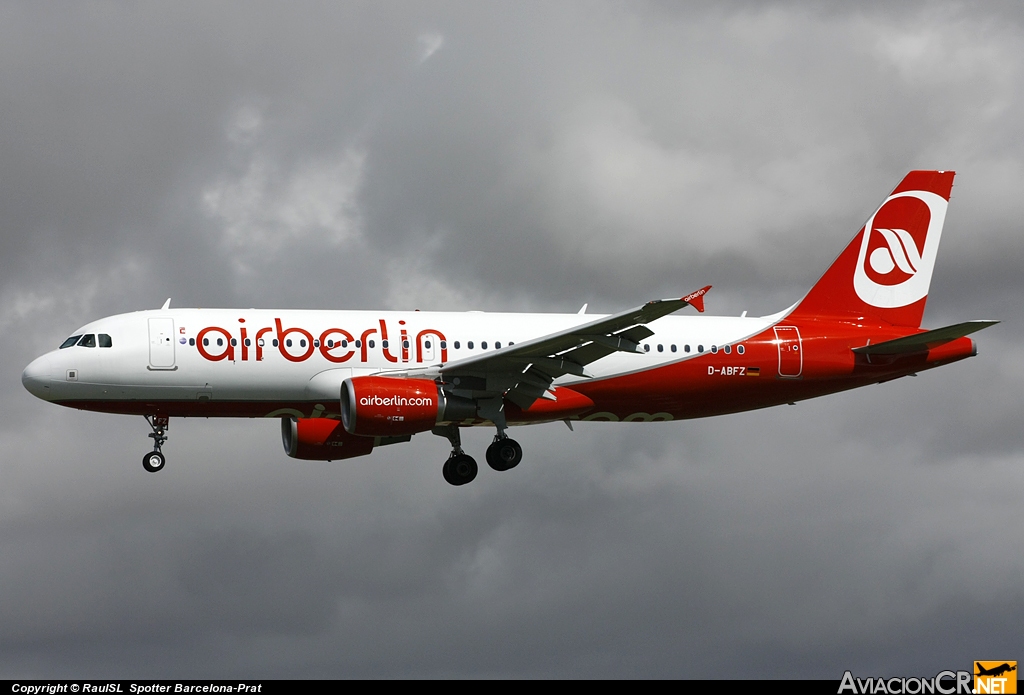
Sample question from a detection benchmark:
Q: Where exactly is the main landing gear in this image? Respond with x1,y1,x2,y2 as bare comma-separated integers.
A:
486,435,523,472
143,415,169,473
482,399,522,474
443,453,478,486
432,423,524,487
434,424,477,486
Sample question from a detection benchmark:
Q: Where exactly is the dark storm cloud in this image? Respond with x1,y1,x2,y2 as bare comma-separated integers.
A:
2,0,1022,678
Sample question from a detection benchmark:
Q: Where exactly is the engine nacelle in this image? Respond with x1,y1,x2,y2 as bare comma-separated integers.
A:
281,416,375,461
341,376,439,436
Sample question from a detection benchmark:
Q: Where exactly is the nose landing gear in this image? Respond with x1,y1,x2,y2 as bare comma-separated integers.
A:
143,450,165,473
143,415,169,473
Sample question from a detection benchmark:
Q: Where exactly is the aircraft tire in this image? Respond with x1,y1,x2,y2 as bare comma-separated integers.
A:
143,451,165,473
486,438,522,472
443,454,477,486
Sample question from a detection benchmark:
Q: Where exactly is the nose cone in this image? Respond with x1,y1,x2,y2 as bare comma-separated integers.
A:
22,354,53,400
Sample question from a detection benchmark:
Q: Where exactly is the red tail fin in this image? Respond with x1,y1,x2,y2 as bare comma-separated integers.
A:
787,171,955,328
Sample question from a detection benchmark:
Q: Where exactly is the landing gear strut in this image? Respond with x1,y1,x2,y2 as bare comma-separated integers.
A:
143,415,168,473
433,424,477,486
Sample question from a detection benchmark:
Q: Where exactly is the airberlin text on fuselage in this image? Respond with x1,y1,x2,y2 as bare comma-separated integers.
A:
194,318,448,365
360,395,433,407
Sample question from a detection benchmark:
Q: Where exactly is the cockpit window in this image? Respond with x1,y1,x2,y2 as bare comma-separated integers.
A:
98,334,112,348
78,334,96,348
60,335,82,349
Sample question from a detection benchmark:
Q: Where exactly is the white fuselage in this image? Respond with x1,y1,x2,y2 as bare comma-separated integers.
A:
23,307,774,412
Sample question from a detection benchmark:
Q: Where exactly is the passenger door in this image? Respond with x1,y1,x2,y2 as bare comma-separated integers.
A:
148,318,176,370
774,325,802,378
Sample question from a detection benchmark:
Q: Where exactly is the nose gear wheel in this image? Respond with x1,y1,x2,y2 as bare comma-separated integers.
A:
143,451,165,472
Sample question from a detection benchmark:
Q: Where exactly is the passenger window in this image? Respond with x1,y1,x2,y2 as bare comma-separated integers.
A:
481,341,488,350
217,338,223,347
737,345,745,355
245,338,251,347
286,339,292,347
272,339,279,347
78,334,96,348
60,335,82,349
404,340,410,349
644,344,650,352
697,345,704,353
657,344,663,352
99,334,112,348
710,345,718,354
724,345,731,354
671,345,677,352
354,340,361,348
341,340,348,348
368,340,375,348
203,338,209,346
454,341,460,349
230,338,237,346
440,341,447,349
189,338,195,346
382,340,389,348
468,341,474,349
495,341,501,349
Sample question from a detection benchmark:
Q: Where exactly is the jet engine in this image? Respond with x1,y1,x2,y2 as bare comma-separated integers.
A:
341,376,475,436
281,416,375,461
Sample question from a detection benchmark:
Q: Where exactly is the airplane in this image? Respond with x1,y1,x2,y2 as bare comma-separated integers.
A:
21,170,997,486
975,663,1016,678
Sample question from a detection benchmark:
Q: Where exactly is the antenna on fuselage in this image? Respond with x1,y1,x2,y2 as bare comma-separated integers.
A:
161,298,171,310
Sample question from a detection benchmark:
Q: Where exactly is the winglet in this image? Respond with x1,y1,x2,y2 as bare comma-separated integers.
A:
682,285,712,313
161,298,171,310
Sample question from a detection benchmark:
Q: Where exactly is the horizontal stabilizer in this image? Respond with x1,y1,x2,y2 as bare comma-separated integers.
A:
853,320,999,356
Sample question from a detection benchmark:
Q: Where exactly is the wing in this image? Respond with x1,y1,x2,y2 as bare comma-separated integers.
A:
389,286,711,411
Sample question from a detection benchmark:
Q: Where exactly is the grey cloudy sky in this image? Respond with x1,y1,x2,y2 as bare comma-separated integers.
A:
2,0,1021,678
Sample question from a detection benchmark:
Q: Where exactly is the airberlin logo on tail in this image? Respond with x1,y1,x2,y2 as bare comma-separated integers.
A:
853,190,948,308
869,228,922,277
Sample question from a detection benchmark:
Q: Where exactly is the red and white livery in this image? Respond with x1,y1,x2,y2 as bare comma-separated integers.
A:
22,171,997,485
